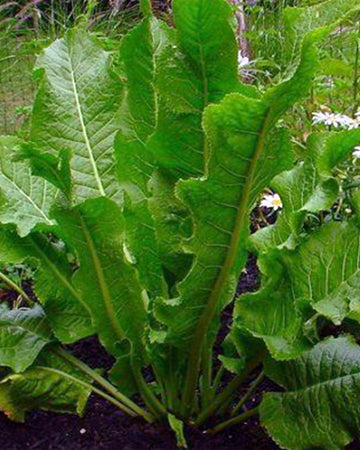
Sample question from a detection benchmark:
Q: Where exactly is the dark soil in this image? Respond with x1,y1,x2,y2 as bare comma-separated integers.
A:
0,393,278,450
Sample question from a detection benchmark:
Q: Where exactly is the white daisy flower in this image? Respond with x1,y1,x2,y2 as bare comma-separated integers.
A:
324,77,335,89
238,51,250,69
312,111,343,127
260,193,283,211
338,114,356,128
347,117,360,130
352,146,360,159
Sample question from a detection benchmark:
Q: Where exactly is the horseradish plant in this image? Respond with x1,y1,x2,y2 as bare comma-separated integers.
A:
1,0,360,447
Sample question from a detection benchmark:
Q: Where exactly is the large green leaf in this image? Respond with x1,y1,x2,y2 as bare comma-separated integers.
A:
117,18,170,165
0,137,56,237
155,97,293,346
281,220,360,326
147,0,255,178
115,17,170,298
155,14,330,346
30,28,123,204
251,130,360,253
115,17,170,197
0,304,52,373
237,220,360,360
20,145,72,200
220,327,265,375
52,198,148,361
148,169,193,284
234,255,310,360
0,350,91,422
0,229,94,343
261,336,360,450
155,0,360,353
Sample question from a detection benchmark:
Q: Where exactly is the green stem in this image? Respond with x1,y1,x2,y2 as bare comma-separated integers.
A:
194,349,266,427
152,364,167,405
206,406,259,435
140,0,152,16
181,113,271,418
211,365,225,396
0,271,34,307
200,342,212,408
353,37,360,116
166,348,180,413
50,0,56,39
132,364,167,419
231,371,264,416
37,364,138,418
54,347,154,423
89,385,136,417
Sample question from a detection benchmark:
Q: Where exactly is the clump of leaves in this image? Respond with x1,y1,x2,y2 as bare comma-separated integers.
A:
1,0,360,448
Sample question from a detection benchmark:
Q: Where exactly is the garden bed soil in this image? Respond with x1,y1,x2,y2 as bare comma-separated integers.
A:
0,256,359,449
0,391,277,450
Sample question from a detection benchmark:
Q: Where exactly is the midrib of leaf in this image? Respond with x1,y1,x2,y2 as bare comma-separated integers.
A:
35,365,92,389
152,78,159,131
67,50,106,197
199,50,209,168
151,23,160,131
294,232,360,304
0,315,47,339
79,214,125,341
40,181,47,213
136,20,159,149
0,168,52,225
29,236,92,317
320,269,360,300
308,233,360,319
34,364,135,416
284,371,360,393
182,110,272,411
196,5,210,167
